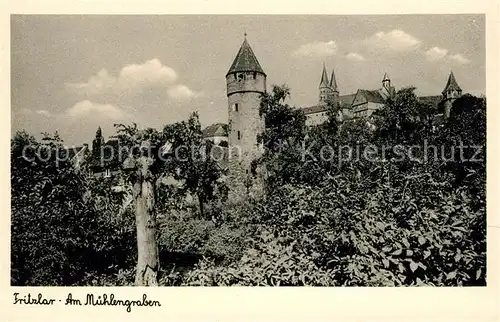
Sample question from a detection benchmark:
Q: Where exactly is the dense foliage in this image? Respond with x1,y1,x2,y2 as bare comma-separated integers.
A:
181,87,486,286
10,132,135,285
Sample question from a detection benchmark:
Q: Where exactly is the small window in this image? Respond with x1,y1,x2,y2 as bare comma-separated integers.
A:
235,103,239,112
104,169,111,178
237,131,241,140
253,72,256,79
237,73,245,81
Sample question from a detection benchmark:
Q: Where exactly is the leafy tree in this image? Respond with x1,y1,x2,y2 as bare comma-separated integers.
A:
162,112,227,219
11,131,103,285
375,87,433,145
257,84,308,187
114,113,226,285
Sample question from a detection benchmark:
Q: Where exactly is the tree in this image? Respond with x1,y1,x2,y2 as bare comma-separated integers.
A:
114,113,226,285
11,131,103,285
114,123,170,286
257,84,308,187
375,87,433,145
163,112,227,219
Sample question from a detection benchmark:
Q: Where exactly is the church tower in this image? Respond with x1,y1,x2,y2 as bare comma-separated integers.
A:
442,71,462,118
319,63,333,105
380,72,393,99
226,35,266,200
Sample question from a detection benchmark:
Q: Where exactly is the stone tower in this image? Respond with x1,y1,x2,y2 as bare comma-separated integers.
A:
442,71,462,118
226,35,266,200
319,63,333,105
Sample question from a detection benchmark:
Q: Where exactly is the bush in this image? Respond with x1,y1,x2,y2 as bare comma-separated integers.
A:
183,162,485,286
158,209,246,266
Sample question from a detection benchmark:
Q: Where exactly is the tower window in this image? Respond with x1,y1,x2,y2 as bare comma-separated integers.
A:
234,103,239,112
237,73,245,81
253,72,256,79
237,131,241,140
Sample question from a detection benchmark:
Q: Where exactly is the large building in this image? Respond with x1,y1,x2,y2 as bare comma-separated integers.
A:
302,64,463,126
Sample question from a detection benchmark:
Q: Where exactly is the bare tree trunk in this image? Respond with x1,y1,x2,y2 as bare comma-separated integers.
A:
134,179,159,286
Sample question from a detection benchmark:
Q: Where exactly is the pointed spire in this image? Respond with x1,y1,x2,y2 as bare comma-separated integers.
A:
383,72,390,81
442,71,462,94
329,68,338,91
319,63,329,88
96,126,102,137
227,37,265,76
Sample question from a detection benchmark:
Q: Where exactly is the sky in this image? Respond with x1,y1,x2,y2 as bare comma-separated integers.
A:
11,15,485,146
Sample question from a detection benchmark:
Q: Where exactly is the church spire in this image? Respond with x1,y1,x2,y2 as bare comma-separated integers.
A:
329,68,338,91
319,63,329,88
382,72,391,89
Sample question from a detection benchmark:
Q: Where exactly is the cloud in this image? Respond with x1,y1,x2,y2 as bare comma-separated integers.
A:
345,52,366,62
424,47,471,65
292,40,337,57
65,100,131,120
65,58,195,100
365,29,421,52
425,46,449,61
167,84,200,100
448,53,470,65
118,58,178,87
35,110,52,117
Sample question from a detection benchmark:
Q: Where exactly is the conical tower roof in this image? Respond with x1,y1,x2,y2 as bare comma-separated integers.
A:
329,68,338,91
227,37,266,76
442,71,462,94
383,72,390,81
319,63,329,88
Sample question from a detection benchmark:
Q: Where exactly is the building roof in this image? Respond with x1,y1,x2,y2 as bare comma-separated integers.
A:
442,71,462,94
302,105,326,115
227,38,265,76
353,89,386,105
203,123,228,138
319,64,330,88
302,93,357,115
339,93,356,106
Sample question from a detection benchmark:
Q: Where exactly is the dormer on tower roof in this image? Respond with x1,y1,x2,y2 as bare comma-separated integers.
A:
226,37,266,77
329,69,338,91
442,71,462,94
319,63,329,88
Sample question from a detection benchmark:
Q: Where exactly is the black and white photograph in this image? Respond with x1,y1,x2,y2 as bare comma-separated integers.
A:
10,14,487,288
